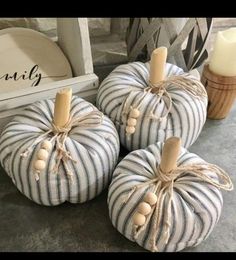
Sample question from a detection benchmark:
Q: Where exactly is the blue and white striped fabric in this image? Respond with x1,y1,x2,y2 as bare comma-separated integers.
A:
97,62,207,150
0,96,120,206
108,142,223,252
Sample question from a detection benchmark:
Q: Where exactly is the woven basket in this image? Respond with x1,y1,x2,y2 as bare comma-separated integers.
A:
126,18,213,72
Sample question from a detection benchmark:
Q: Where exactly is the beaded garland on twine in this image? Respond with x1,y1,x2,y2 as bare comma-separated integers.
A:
20,107,105,182
0,96,120,206
126,108,140,134
31,140,52,181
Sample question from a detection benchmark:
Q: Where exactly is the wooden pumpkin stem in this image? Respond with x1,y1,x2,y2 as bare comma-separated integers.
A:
150,47,167,85
160,137,181,174
53,88,72,127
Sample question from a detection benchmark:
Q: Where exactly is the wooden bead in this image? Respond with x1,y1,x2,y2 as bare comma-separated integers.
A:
41,140,52,151
138,202,152,215
34,160,46,171
37,149,49,161
144,192,158,206
126,126,135,134
130,108,140,118
127,118,137,127
133,212,146,226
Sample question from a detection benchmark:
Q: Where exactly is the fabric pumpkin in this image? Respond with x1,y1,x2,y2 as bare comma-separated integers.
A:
108,141,232,252
96,62,207,151
0,96,120,206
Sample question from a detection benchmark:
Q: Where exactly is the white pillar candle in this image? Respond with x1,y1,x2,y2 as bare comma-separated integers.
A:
209,28,236,77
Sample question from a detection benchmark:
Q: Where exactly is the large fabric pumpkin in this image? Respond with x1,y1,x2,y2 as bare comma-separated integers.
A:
108,139,233,252
96,61,207,151
0,95,120,206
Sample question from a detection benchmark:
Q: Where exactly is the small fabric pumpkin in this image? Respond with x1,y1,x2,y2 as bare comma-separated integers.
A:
108,137,233,252
0,89,120,206
97,47,207,151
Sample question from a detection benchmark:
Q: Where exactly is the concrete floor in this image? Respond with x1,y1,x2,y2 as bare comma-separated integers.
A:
0,66,236,251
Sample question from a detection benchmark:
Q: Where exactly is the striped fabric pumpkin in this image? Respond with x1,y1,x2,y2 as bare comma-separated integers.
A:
0,96,120,206
108,142,223,252
97,62,207,150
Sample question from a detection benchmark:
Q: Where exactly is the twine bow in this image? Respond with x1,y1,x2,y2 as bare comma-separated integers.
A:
123,163,233,252
147,74,207,120
122,74,207,130
21,108,104,182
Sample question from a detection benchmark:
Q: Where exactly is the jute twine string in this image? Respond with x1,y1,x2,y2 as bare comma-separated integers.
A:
123,163,233,252
122,74,207,133
21,108,104,182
